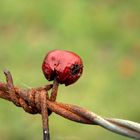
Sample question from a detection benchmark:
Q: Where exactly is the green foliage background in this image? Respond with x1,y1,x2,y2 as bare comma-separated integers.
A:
0,0,140,140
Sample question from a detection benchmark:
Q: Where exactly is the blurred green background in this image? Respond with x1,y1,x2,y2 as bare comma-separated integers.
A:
0,0,140,140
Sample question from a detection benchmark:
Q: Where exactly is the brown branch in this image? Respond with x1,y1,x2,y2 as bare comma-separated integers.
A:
0,70,140,139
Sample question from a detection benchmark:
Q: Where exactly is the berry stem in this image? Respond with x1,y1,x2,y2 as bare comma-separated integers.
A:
50,79,59,102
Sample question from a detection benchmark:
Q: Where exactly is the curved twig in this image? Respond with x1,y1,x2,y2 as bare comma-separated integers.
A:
0,71,140,139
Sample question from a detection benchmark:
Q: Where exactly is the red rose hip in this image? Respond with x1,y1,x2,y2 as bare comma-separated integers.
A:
42,50,83,86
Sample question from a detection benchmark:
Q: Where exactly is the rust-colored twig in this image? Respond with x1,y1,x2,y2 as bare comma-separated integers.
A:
0,70,140,139
40,90,50,140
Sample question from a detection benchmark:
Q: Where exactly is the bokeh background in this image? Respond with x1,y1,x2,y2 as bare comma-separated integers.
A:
0,0,140,140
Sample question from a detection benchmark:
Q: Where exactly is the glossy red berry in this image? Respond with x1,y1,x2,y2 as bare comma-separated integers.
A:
42,50,83,86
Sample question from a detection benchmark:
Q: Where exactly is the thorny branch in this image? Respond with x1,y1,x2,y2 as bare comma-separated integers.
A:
0,70,140,139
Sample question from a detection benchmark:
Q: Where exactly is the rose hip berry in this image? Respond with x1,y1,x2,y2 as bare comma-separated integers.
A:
42,50,83,86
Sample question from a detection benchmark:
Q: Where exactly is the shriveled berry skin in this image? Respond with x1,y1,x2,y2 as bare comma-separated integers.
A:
42,50,83,86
